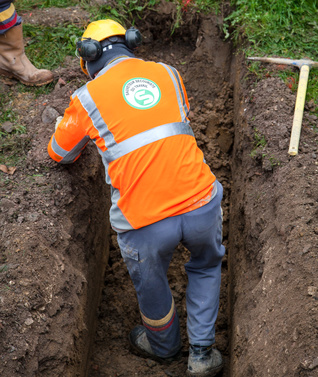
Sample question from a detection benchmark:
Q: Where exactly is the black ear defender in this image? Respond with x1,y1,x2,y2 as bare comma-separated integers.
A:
77,27,142,62
76,38,103,62
125,27,142,50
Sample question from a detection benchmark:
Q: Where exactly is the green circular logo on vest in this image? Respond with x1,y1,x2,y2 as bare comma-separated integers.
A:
123,78,161,109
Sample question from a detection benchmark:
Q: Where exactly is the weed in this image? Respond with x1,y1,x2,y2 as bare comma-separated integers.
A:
268,155,281,167
0,285,11,292
0,264,8,273
253,129,266,148
250,128,267,158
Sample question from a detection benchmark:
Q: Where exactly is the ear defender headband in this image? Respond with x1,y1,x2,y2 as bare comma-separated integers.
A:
76,27,142,62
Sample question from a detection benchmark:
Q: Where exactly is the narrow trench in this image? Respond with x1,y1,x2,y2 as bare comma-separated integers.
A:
82,16,236,377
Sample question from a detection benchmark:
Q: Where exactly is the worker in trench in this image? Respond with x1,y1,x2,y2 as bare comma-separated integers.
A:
47,19,225,377
0,0,53,85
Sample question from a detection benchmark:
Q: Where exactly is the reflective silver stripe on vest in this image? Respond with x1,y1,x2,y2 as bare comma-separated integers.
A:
51,134,90,164
73,86,116,149
109,185,133,232
104,122,194,163
158,63,189,121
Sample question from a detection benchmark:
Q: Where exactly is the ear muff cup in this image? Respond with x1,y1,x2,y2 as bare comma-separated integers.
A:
76,38,103,62
125,27,142,50
77,27,142,63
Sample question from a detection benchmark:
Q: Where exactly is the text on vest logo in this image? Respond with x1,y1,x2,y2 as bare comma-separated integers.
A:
123,78,161,109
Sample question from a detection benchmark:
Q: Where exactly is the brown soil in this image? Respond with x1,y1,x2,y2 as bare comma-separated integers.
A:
0,2,317,377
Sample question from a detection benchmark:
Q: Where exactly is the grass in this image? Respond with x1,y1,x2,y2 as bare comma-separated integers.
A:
81,0,159,24
223,0,318,108
0,96,30,166
23,24,82,70
0,129,30,166
16,0,80,11
9,0,318,108
224,0,318,60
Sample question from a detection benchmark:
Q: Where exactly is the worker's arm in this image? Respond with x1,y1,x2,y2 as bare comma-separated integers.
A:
47,96,91,164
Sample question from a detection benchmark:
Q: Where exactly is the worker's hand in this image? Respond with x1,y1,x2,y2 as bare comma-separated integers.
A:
55,116,63,131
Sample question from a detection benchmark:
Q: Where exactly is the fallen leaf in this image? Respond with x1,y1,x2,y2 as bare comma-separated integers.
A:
8,166,16,175
0,165,8,173
0,165,17,175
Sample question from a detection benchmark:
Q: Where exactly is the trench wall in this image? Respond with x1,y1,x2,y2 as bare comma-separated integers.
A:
228,55,318,377
67,147,111,377
50,145,111,377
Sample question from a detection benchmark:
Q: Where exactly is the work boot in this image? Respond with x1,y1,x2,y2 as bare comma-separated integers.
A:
0,24,53,86
129,325,181,363
186,345,223,377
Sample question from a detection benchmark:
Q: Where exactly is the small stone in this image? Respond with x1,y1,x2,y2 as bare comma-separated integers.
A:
27,213,39,222
2,121,13,133
0,199,16,211
302,244,312,254
17,216,24,224
8,345,16,353
309,358,318,370
24,317,34,326
307,286,317,296
41,106,60,124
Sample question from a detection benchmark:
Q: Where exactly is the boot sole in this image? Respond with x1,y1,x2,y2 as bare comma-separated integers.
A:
0,69,53,86
128,334,182,364
186,362,224,377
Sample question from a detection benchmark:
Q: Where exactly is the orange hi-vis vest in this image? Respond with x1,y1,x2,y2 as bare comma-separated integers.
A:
48,57,216,232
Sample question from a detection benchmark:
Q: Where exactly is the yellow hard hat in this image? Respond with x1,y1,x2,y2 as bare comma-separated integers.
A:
79,19,126,75
82,19,126,42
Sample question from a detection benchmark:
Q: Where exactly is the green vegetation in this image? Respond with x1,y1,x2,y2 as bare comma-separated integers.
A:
0,96,29,166
82,0,159,24
223,0,318,108
17,81,56,97
224,0,318,60
0,132,30,166
16,0,80,11
8,0,318,112
0,100,16,126
268,155,281,168
250,128,267,158
23,24,82,70
0,0,315,177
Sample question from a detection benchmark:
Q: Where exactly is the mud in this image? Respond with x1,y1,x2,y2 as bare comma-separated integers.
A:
0,2,317,377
